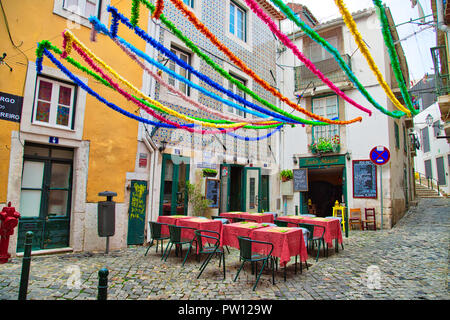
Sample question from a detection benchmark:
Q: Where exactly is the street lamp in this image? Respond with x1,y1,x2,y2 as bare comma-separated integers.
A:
425,114,433,127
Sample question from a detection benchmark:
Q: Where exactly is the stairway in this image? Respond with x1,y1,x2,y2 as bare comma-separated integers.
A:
415,183,442,198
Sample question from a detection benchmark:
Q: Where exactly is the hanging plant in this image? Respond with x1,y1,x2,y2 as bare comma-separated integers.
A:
202,168,217,177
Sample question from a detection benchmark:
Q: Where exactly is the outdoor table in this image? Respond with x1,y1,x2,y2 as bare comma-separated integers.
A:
276,215,343,249
251,227,307,268
222,222,270,249
239,212,275,223
219,211,248,223
177,217,223,247
157,215,192,236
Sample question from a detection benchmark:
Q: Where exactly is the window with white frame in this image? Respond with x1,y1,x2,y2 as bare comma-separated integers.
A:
33,76,76,129
63,0,99,19
227,74,247,118
312,95,339,141
229,1,247,42
168,47,191,96
308,36,337,63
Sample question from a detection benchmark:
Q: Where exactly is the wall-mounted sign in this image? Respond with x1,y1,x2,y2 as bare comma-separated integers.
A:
0,92,23,123
49,136,59,144
293,168,308,192
139,153,148,168
205,178,220,208
353,160,377,198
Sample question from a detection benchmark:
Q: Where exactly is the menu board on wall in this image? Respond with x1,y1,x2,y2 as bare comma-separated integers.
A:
205,178,220,208
293,168,308,192
353,160,377,198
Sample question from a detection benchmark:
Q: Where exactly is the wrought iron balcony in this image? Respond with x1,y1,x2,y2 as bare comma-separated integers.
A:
294,54,351,92
431,46,450,97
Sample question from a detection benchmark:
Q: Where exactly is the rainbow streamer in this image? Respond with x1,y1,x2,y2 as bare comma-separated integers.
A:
243,0,373,117
269,0,405,119
372,0,417,115
105,7,328,126
129,0,363,125
334,0,411,116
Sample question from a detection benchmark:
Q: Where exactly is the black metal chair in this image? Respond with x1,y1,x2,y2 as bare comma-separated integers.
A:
274,219,288,227
144,221,170,257
234,236,275,291
161,225,196,262
298,223,325,262
183,230,225,280
231,217,247,223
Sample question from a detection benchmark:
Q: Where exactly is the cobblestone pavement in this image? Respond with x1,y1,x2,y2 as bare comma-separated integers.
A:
0,198,448,300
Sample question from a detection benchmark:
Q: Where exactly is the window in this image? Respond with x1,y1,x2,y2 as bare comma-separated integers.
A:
183,0,194,7
168,47,191,96
421,127,430,153
436,157,446,185
308,36,337,63
230,1,246,41
227,74,247,118
63,0,99,19
33,76,76,129
312,95,339,141
394,122,400,149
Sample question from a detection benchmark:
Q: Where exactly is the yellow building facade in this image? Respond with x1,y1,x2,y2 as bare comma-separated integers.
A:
0,0,148,255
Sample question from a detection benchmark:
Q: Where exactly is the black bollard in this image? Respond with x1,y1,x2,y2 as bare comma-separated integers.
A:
97,268,109,300
18,231,33,300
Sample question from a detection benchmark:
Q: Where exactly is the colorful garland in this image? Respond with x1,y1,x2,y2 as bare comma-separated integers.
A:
62,30,250,130
122,2,330,127
165,0,363,125
90,16,293,124
243,0,373,117
105,7,328,126
269,0,406,119
372,0,417,115
333,0,411,116
152,0,164,19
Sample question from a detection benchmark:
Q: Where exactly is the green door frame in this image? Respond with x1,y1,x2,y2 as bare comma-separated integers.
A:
159,154,190,216
298,155,347,218
17,144,73,252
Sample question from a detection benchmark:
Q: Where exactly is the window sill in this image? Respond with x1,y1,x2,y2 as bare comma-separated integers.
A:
31,122,76,133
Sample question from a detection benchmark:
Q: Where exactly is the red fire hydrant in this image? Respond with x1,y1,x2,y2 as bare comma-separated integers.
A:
0,202,21,264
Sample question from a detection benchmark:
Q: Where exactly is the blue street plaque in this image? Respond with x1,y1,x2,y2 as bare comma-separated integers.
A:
49,136,59,144
369,146,390,166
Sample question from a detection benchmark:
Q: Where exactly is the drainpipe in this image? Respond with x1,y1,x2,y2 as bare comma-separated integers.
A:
436,0,449,32
143,135,158,243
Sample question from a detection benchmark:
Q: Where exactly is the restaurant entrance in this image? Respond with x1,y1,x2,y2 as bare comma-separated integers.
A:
298,155,347,217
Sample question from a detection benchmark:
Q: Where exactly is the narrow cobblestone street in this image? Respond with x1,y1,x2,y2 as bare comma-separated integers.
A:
0,197,448,301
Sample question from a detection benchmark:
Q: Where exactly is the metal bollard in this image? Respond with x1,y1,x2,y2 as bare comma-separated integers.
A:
97,268,109,300
18,231,33,300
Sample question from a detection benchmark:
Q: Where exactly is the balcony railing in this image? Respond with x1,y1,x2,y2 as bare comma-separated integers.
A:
294,54,351,92
431,46,450,97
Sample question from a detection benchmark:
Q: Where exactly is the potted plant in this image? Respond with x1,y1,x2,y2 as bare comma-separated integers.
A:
202,168,217,178
186,181,212,216
309,135,340,155
280,169,293,182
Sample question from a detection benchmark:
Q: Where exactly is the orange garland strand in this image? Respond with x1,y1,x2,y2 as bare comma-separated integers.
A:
168,0,362,125
152,0,164,19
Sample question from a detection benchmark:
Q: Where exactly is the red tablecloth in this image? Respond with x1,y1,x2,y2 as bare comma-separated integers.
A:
222,222,269,248
251,227,307,267
156,215,192,236
276,216,343,248
239,212,274,223
177,218,223,247
219,212,248,223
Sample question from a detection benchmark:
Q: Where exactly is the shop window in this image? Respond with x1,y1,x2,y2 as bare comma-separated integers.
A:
33,76,76,129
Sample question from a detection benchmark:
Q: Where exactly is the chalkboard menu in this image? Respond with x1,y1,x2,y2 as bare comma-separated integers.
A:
293,168,308,192
205,179,220,208
353,160,377,198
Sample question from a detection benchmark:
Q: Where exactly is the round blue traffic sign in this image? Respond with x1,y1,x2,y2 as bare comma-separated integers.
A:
369,146,390,165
